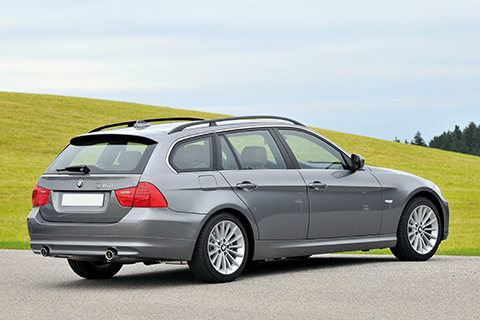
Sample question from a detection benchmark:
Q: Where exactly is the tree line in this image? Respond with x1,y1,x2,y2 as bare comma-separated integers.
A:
395,122,480,156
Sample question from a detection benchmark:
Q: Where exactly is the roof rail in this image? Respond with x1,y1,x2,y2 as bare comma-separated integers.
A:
88,117,204,133
168,115,305,134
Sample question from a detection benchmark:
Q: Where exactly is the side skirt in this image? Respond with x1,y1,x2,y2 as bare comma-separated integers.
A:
252,235,396,261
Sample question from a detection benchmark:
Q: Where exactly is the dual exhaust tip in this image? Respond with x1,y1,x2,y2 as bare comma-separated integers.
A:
40,246,118,261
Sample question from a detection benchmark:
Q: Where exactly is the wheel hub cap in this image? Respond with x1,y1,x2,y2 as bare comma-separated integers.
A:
208,220,245,275
407,205,439,255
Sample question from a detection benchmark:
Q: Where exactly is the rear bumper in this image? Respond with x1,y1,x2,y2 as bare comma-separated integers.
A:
27,206,208,262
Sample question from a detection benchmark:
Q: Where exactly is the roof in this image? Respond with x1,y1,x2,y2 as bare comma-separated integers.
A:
80,116,307,142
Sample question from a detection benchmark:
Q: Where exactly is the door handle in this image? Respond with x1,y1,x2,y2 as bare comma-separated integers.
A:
236,181,258,191
308,181,327,191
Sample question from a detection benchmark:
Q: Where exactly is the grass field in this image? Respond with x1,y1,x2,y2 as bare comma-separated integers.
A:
1,91,479,255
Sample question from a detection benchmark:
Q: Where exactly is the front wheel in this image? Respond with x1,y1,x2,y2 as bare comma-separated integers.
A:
188,213,249,283
68,259,123,279
391,197,442,261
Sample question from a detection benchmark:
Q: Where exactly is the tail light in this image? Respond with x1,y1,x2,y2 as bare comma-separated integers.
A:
114,182,168,208
32,183,50,207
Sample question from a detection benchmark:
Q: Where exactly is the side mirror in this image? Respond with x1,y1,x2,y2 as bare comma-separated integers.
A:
351,154,365,171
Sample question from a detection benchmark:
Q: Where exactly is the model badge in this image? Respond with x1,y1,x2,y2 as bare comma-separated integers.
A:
96,184,114,188
76,179,84,188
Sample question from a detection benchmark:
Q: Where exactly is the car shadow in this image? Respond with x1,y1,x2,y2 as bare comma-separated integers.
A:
242,254,397,279
54,264,197,290
53,254,398,290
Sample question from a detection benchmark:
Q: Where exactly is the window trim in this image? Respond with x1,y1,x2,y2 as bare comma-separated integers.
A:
167,127,353,174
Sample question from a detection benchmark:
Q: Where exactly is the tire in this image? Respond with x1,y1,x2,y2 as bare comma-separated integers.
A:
67,259,123,279
391,197,442,261
188,213,249,283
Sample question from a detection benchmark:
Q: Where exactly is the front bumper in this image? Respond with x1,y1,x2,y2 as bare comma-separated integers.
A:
27,206,208,262
441,197,450,241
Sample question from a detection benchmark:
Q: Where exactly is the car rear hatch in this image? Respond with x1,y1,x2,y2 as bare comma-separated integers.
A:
36,134,157,223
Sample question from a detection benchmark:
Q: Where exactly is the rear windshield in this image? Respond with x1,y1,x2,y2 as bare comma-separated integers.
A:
46,135,156,174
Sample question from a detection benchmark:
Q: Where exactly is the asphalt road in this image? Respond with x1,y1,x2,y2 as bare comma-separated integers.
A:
1,250,478,320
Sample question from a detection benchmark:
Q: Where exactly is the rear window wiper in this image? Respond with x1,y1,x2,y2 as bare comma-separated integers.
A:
56,165,91,174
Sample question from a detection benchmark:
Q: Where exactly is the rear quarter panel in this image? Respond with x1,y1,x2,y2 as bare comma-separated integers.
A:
141,142,261,240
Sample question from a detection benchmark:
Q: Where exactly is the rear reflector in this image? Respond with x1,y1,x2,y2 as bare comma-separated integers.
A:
32,183,50,207
115,182,168,208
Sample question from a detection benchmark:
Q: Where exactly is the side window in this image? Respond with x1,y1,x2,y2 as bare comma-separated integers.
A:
220,136,240,170
225,130,286,169
279,130,347,170
170,136,212,172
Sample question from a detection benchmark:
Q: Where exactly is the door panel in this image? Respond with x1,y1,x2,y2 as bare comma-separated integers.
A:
301,170,383,239
219,129,309,240
221,170,309,240
276,129,383,239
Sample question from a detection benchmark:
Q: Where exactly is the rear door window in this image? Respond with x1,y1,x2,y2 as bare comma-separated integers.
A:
223,130,287,169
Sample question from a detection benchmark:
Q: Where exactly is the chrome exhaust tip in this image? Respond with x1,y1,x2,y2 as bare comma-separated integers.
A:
105,248,118,261
40,246,50,257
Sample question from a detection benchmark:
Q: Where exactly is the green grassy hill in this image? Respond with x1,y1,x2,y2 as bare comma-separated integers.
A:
1,91,478,255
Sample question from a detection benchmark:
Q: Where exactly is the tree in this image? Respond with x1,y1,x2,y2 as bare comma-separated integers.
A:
430,131,449,150
462,122,480,156
411,131,427,147
453,125,467,153
429,122,480,156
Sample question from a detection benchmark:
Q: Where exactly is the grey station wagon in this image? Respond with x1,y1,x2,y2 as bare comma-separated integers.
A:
28,116,449,283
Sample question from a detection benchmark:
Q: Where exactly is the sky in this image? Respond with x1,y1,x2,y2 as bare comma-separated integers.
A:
1,1,479,143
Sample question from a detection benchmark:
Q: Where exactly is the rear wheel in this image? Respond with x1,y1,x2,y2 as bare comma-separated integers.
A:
188,213,249,283
391,197,442,261
67,259,123,279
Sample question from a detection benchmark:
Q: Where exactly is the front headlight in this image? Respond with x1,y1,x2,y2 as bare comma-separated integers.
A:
433,184,443,197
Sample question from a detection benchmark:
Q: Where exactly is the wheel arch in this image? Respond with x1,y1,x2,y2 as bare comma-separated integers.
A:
196,208,256,263
405,190,447,240
222,208,256,263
